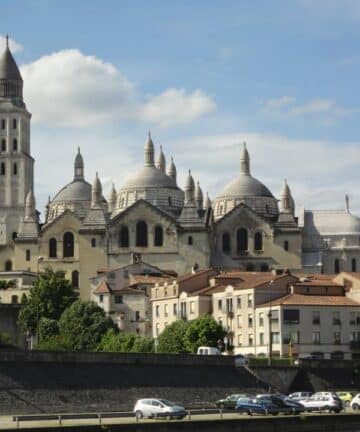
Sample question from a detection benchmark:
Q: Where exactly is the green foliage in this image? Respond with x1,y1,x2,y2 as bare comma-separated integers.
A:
157,320,189,353
0,331,12,345
38,317,59,342
59,300,118,351
18,268,78,332
37,334,71,351
0,280,16,290
183,314,226,353
98,329,154,353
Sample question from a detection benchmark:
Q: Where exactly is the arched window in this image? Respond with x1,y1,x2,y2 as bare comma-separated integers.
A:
260,263,269,272
254,232,263,251
352,258,357,272
284,240,289,251
13,163,17,175
1,139,5,152
91,238,96,248
63,232,74,258
5,260,12,271
25,249,30,261
13,138,17,152
188,236,193,245
71,270,79,288
1,162,5,175
136,221,148,247
49,238,57,258
154,225,163,247
222,232,231,253
119,226,129,247
237,228,248,252
334,258,340,274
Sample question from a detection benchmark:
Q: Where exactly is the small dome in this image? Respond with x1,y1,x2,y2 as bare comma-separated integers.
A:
122,166,178,190
220,175,274,199
52,180,92,203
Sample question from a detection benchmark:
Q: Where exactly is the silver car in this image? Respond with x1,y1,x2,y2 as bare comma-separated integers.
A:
134,398,187,420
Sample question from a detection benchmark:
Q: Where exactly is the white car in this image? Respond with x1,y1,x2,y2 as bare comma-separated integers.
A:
133,398,187,420
300,393,342,413
350,393,360,410
288,391,313,401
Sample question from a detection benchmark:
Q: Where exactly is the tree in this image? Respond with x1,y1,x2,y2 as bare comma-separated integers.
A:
18,268,78,333
59,300,118,351
157,320,189,353
98,329,154,353
183,314,226,353
38,317,59,342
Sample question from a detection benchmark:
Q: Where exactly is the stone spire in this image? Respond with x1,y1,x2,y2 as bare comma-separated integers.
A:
240,141,250,176
195,181,203,210
0,35,23,101
92,172,102,208
25,189,35,221
74,147,84,181
345,194,350,213
168,156,177,183
279,179,294,215
144,131,155,167
184,169,195,204
204,192,212,210
156,145,166,172
108,183,117,213
45,195,51,222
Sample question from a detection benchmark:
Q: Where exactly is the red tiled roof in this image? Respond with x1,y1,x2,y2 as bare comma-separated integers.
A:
111,287,145,295
93,280,111,294
215,272,294,290
128,274,171,285
257,293,360,308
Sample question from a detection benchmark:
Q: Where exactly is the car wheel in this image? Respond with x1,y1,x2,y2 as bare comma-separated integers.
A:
135,410,143,420
247,410,252,416
353,403,359,410
333,409,340,414
220,403,225,409
271,412,279,416
323,406,331,413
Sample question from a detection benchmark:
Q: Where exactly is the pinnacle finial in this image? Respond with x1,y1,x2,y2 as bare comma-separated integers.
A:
148,130,151,139
5,34,9,48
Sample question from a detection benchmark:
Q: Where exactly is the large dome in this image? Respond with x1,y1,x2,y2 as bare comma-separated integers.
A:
47,150,107,223
114,134,184,215
213,143,279,220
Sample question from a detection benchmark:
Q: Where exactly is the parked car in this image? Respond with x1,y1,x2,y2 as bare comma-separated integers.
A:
288,391,313,401
337,392,354,408
256,394,305,414
350,393,360,410
197,346,221,355
300,393,342,413
215,394,248,409
133,399,187,420
235,397,280,415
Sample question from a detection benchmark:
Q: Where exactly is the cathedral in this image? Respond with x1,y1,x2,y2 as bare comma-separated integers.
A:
1,41,360,301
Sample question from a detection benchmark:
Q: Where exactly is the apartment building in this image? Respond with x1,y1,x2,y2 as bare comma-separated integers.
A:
151,268,217,337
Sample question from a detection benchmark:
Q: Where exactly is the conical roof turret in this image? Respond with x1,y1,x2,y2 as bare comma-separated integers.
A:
204,192,212,210
168,156,177,183
108,183,117,213
240,141,250,175
184,170,195,204
92,172,102,207
144,131,155,167
74,147,84,180
195,181,203,210
0,35,23,100
156,145,166,172
279,179,294,214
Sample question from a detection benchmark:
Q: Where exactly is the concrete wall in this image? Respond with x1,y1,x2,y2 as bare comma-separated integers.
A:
0,304,25,347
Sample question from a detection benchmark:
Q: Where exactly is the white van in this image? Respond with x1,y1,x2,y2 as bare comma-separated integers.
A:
197,346,221,355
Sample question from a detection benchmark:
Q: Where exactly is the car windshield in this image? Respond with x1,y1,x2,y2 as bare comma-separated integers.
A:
238,398,252,403
159,399,175,407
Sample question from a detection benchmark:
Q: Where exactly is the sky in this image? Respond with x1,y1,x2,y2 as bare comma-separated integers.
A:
1,0,360,218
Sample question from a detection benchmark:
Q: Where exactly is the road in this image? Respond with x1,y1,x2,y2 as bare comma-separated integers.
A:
0,410,359,430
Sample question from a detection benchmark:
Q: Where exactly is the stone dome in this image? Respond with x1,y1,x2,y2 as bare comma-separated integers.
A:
114,134,184,216
47,150,107,223
213,143,279,220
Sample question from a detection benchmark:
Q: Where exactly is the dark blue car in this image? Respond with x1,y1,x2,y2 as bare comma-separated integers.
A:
235,397,280,415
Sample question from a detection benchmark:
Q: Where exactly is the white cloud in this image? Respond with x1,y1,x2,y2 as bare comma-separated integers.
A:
0,35,23,53
142,88,216,128
21,49,216,128
260,96,351,123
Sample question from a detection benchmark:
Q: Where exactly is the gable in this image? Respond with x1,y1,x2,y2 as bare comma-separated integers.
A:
40,210,82,237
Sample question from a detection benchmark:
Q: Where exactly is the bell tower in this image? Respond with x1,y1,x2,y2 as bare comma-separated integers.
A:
0,36,35,243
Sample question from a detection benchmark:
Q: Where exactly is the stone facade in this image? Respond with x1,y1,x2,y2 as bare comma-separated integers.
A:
0,43,359,303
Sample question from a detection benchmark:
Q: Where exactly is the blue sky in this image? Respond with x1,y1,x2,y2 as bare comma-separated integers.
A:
1,0,360,216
